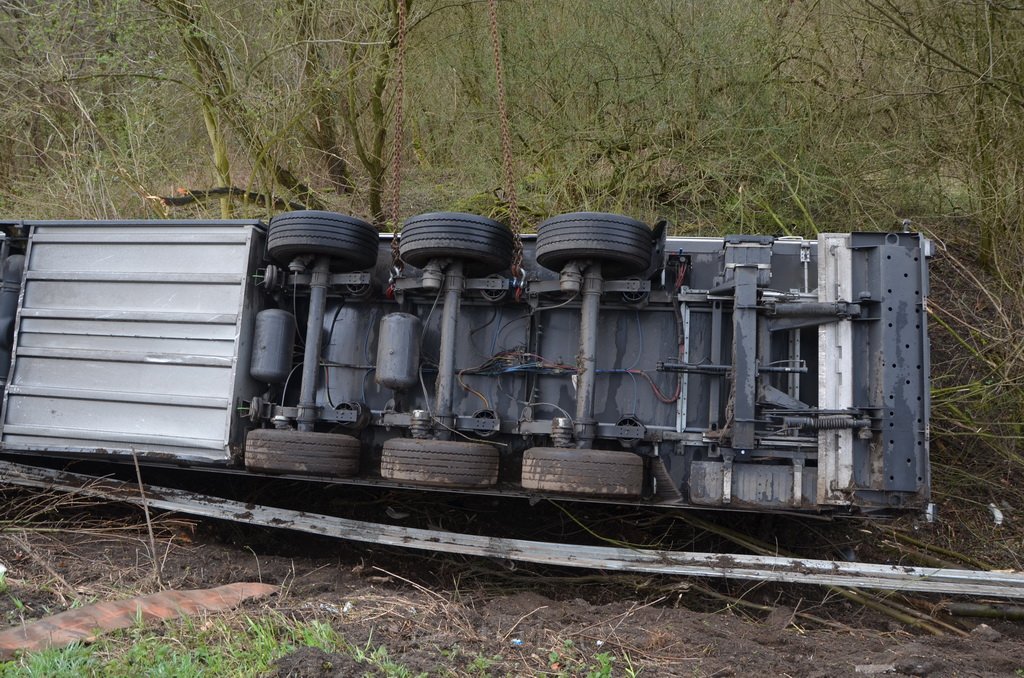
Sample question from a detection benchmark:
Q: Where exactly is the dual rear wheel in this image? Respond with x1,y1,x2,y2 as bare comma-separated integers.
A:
251,210,652,497
265,209,655,277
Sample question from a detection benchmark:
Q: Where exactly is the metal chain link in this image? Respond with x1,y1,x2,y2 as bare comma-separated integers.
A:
387,0,409,288
486,0,525,288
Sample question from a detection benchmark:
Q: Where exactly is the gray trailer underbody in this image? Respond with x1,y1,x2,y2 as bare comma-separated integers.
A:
0,218,931,515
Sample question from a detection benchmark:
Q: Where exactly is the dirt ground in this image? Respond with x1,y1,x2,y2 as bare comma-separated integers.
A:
0,489,1022,678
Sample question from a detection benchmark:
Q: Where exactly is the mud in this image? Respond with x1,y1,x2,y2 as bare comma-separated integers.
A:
0,493,1022,677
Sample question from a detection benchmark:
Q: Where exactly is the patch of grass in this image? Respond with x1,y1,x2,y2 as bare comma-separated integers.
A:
0,611,418,678
542,638,640,678
467,652,503,676
351,640,403,676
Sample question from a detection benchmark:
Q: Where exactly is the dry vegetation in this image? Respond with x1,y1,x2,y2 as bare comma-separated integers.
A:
1,489,1023,677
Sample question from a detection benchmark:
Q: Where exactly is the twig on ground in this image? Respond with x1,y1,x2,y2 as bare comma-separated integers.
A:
879,539,960,569
676,513,963,635
885,528,996,571
942,602,1024,620
686,581,850,632
500,605,548,641
371,566,446,602
576,596,667,637
3,533,80,606
131,452,163,588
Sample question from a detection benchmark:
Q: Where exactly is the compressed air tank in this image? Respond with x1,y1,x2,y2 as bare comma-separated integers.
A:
250,309,295,383
375,312,421,390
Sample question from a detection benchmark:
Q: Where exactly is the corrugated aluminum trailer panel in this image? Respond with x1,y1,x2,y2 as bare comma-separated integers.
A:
0,221,264,462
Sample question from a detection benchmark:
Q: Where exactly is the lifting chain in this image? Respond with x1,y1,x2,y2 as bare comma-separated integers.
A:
486,0,526,298
386,0,409,298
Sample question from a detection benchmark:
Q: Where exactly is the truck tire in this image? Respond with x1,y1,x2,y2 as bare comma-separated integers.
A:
380,437,499,488
521,447,643,497
245,429,361,476
398,212,513,276
267,210,378,271
535,212,653,277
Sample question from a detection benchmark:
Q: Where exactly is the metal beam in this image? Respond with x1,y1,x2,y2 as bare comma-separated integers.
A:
297,257,330,432
434,260,465,436
731,265,759,452
1,460,1023,599
574,262,603,446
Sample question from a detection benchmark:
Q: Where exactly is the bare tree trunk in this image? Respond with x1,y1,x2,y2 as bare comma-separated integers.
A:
293,0,354,195
200,100,233,219
154,0,324,210
340,0,408,226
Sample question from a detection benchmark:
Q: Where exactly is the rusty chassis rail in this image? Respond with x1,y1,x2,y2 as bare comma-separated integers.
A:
2,460,1021,599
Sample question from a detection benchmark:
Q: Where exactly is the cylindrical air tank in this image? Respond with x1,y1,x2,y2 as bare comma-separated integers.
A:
250,309,295,383
375,312,421,390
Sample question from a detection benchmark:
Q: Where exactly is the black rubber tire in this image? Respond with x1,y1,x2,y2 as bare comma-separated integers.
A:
380,437,499,488
535,212,653,277
521,447,643,497
398,212,513,276
267,210,379,271
245,428,360,476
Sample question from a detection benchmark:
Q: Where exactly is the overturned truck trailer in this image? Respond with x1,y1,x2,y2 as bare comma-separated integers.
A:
0,213,931,514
